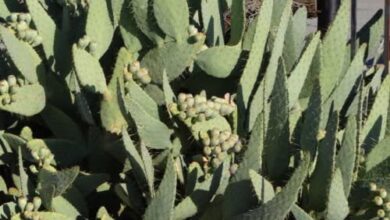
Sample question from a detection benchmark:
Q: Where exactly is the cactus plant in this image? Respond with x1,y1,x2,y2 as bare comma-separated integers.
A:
0,0,389,219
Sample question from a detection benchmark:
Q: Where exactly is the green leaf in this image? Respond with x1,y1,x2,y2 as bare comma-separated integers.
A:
307,111,338,211
144,156,176,220
0,83,45,116
223,114,263,218
131,0,164,44
26,0,56,60
365,135,390,172
11,212,72,220
319,0,351,100
72,45,108,94
195,45,241,78
247,0,292,131
0,26,42,83
336,116,357,197
119,2,144,53
249,170,274,203
228,0,245,45
101,48,132,134
288,32,320,108
41,105,85,144
125,91,173,149
235,152,310,220
141,37,205,83
283,7,307,73
85,0,115,58
325,169,349,220
291,205,314,220
237,0,273,110
153,0,189,41
201,0,224,46
263,63,290,181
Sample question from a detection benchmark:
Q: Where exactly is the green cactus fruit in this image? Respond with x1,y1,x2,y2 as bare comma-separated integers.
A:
78,35,91,49
178,93,187,104
2,94,11,105
178,112,187,120
187,107,197,117
88,41,98,55
374,196,384,206
33,197,42,211
7,75,17,87
16,21,28,32
38,148,49,159
188,25,198,36
31,151,39,161
129,61,140,73
123,72,133,82
203,146,212,156
29,164,38,173
213,146,222,155
377,209,386,218
25,202,34,212
24,29,38,42
197,113,206,122
379,188,388,198
9,86,17,95
202,136,211,146
0,80,9,95
10,94,17,103
221,142,230,151
229,163,238,175
211,158,221,169
32,35,43,47
178,102,188,111
217,152,225,160
210,136,220,146
233,142,242,153
139,74,152,84
18,196,27,211
384,202,390,211
17,78,25,86
8,13,18,23
370,183,378,191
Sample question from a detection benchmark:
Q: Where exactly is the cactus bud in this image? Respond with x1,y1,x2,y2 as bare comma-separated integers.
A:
233,142,242,153
374,196,384,206
2,95,11,105
188,25,198,36
178,93,187,104
139,74,152,85
230,163,238,175
211,158,221,169
33,197,42,211
369,182,377,191
78,36,90,49
129,61,141,73
8,13,18,23
17,196,27,211
29,165,38,173
7,75,17,87
0,80,9,95
16,21,28,32
384,202,390,211
379,188,387,198
186,97,195,107
88,41,97,55
25,202,34,212
203,146,212,156
377,209,386,218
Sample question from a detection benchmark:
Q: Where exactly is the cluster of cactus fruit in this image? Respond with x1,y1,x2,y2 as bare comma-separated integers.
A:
5,13,42,47
0,0,390,219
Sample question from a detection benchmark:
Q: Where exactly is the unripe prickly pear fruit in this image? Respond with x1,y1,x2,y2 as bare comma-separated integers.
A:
233,142,242,153
211,158,221,169
369,182,377,191
178,112,187,120
16,21,28,32
123,72,133,82
24,14,32,24
32,35,43,47
31,151,39,161
129,61,141,73
188,25,198,36
2,95,11,105
377,209,386,218
203,146,212,156
139,74,152,85
17,196,27,211
38,148,49,159
29,165,38,173
178,93,187,104
25,29,38,43
178,103,188,111
10,95,16,103
384,202,390,211
7,75,17,87
213,146,222,155
33,197,42,211
221,142,230,151
78,35,90,49
25,202,34,212
88,41,97,55
230,163,238,175
210,128,220,137
196,113,206,122
210,137,219,146
186,97,195,107
379,188,387,198
374,196,384,206
0,80,9,95
8,13,18,23
187,108,197,117
217,152,225,160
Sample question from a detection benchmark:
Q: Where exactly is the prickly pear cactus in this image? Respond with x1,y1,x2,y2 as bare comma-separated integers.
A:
0,0,389,219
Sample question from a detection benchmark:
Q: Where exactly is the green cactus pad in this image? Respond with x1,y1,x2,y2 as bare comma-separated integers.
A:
195,44,241,78
153,0,189,41
141,35,205,83
11,212,72,220
72,45,108,94
0,83,45,116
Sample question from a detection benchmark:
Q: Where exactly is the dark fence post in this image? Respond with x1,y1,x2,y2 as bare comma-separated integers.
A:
317,0,341,34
